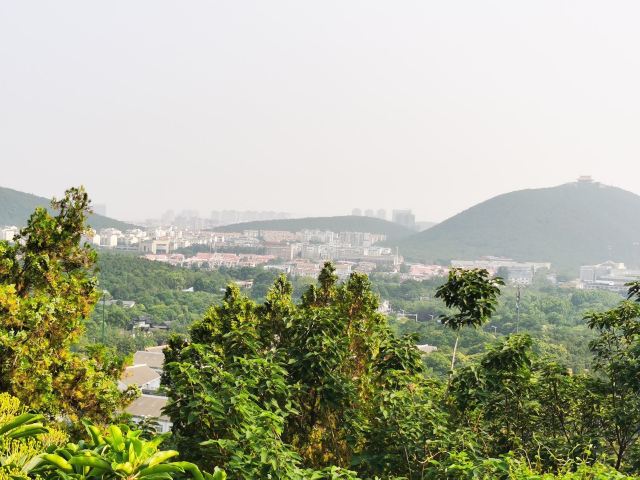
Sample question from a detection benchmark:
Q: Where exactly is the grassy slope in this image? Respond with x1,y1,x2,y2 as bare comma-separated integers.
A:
0,186,137,230
399,182,640,272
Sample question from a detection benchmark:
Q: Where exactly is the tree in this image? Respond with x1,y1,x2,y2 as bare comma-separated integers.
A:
0,187,133,422
162,267,423,478
435,268,504,371
585,288,640,470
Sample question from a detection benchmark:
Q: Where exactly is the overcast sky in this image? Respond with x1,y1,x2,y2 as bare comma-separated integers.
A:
2,1,640,222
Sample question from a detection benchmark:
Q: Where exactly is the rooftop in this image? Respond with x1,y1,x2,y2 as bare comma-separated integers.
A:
119,364,160,388
125,394,169,420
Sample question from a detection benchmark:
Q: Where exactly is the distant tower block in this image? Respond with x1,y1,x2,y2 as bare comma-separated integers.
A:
364,209,375,217
376,209,387,220
94,204,107,216
352,208,362,216
577,175,594,183
392,209,416,229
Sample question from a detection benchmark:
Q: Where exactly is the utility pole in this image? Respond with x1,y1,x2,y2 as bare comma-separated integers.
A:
515,284,521,333
101,290,109,344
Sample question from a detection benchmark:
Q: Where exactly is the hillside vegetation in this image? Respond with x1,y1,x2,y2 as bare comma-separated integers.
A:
399,181,640,272
215,215,414,241
5,187,640,478
0,186,136,230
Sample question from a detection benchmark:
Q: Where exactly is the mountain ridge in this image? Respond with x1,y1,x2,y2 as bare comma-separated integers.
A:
214,215,416,241
0,186,137,231
398,181,640,272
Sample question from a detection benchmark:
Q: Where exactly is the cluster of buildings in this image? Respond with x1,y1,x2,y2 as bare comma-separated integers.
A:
144,209,290,230
86,227,199,252
119,346,171,433
351,208,418,230
89,225,401,276
143,252,276,269
451,257,552,284
579,261,640,292
407,264,450,280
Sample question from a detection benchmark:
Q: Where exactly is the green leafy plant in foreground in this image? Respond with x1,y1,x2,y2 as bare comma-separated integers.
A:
0,392,225,480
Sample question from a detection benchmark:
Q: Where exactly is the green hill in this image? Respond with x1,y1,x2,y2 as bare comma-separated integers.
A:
0,186,136,231
216,215,415,241
398,181,640,273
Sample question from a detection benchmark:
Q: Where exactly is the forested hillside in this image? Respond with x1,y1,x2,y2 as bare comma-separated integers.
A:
0,185,136,230
399,181,640,272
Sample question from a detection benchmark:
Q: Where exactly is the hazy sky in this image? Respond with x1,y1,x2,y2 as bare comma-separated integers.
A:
2,1,640,222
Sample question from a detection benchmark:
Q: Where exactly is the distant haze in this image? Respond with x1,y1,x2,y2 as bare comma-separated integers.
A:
2,1,640,222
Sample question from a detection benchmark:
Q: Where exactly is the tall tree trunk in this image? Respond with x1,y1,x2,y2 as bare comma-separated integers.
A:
450,334,460,372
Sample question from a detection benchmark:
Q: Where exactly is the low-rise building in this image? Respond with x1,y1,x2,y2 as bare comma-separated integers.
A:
125,394,172,433
119,365,161,393
580,261,640,292
1,226,19,242
451,257,551,284
133,350,165,374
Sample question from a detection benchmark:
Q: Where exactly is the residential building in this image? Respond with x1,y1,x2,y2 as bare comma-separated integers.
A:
392,209,416,229
451,257,551,285
119,365,161,393
0,226,18,242
125,394,172,433
133,350,165,374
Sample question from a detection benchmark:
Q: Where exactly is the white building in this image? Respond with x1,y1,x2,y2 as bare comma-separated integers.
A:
580,261,640,292
1,226,19,242
451,257,551,284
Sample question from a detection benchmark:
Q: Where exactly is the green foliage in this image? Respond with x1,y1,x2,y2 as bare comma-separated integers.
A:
25,422,224,480
0,188,132,422
0,392,224,480
11,187,640,479
435,268,504,331
162,265,423,478
435,268,503,371
584,289,640,470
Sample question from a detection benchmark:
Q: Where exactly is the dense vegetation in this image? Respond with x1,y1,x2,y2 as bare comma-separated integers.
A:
373,275,622,376
398,181,640,272
215,215,415,241
0,185,135,230
160,261,640,478
84,254,314,354
89,254,622,376
0,188,134,422
5,188,640,479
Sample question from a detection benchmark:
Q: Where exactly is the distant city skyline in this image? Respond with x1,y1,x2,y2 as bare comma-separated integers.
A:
3,2,640,222
1,176,636,226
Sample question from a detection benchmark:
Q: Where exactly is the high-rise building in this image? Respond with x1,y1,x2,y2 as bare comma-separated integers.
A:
376,209,387,220
364,209,375,217
392,209,416,229
351,208,362,216
94,204,107,216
